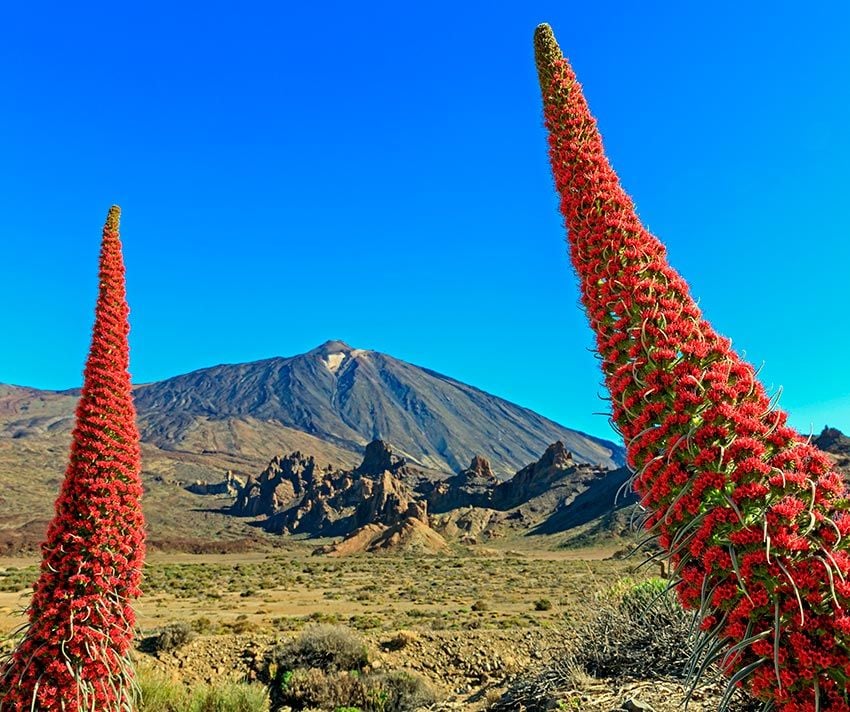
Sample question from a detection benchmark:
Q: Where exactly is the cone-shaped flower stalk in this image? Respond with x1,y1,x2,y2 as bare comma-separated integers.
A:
0,206,146,711
534,23,850,711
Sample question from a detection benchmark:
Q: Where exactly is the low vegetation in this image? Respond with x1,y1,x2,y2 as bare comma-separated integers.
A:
490,578,758,711
137,666,269,711
263,625,436,712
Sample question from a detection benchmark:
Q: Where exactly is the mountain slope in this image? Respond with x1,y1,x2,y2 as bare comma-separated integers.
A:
132,341,623,475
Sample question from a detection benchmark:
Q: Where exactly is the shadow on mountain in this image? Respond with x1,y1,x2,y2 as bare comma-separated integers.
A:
530,466,635,535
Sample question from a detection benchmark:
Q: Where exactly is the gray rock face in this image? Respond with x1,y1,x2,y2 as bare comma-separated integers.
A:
491,441,575,509
229,438,636,545
426,455,498,512
356,439,406,476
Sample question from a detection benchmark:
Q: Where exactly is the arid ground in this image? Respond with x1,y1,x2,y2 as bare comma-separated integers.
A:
0,543,751,711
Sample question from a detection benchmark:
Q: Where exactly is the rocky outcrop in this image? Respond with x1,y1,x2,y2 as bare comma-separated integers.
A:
228,438,637,548
426,455,498,512
356,439,407,476
185,471,245,496
231,451,319,517
231,440,435,544
815,427,850,476
491,441,576,508
266,465,427,537
426,442,636,540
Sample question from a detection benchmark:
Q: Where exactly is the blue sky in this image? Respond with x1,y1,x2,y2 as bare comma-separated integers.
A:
1,2,848,442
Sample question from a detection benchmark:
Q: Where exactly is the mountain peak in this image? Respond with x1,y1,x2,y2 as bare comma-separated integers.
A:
311,340,353,355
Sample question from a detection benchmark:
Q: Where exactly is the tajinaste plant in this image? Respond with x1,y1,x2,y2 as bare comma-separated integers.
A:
0,206,146,711
534,23,850,711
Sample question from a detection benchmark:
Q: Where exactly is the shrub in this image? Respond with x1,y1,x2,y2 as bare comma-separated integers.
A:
143,622,197,655
489,579,758,712
137,666,269,712
279,668,366,711
573,579,692,680
275,668,435,712
365,670,437,712
383,630,419,652
269,625,369,674
533,598,553,612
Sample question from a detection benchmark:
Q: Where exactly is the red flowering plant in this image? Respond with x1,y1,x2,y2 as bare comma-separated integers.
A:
534,23,850,711
0,206,146,711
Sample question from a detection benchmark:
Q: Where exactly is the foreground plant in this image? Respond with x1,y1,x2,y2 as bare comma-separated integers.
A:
0,206,146,710
534,23,850,711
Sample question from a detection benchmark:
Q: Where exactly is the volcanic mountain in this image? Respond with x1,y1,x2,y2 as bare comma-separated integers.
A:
131,340,623,476
0,341,622,552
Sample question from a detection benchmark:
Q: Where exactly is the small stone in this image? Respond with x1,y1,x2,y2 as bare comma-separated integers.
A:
622,699,655,712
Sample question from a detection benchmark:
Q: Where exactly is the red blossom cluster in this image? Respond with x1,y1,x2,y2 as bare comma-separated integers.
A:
534,23,850,710
0,206,146,711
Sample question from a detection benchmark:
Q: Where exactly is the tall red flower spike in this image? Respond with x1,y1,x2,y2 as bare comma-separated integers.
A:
0,206,145,711
534,23,850,711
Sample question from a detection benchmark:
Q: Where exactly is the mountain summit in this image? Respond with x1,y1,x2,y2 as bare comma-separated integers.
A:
133,341,622,475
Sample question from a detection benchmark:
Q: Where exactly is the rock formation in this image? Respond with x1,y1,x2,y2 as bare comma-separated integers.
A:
425,455,498,512
814,426,850,475
230,440,432,543
231,452,318,517
227,438,637,551
185,470,244,496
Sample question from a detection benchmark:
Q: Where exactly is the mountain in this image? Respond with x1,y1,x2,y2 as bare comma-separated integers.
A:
0,342,622,553
132,340,623,476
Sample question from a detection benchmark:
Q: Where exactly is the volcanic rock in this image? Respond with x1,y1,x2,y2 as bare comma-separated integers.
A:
492,441,576,509
186,470,244,496
314,517,451,557
232,439,434,543
231,452,317,517
815,426,850,475
426,455,498,512
356,439,406,476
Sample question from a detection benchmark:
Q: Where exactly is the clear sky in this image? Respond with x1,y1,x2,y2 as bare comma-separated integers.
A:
2,1,848,442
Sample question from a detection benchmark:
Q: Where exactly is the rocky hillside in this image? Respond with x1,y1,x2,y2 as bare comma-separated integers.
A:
131,340,623,475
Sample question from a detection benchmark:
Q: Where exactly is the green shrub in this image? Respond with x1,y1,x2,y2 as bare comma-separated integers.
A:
274,667,435,712
137,667,269,712
263,625,436,712
269,625,369,674
618,577,668,612
188,684,270,712
365,670,437,712
280,668,366,710
142,621,196,655
533,598,553,611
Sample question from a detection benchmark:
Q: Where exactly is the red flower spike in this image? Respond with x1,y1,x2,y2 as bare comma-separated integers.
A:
0,206,146,711
534,23,850,711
